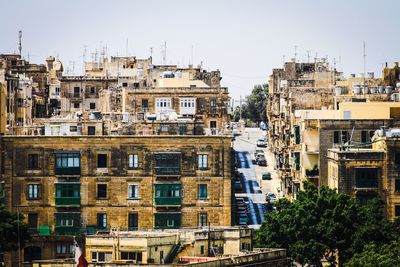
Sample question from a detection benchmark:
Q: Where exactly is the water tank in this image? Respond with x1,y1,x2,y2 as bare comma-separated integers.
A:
370,87,378,94
396,82,400,88
378,86,385,94
385,86,393,94
362,87,369,94
352,85,361,95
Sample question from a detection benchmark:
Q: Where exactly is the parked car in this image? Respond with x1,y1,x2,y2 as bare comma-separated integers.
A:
254,152,265,163
257,155,267,166
254,149,264,158
262,172,272,180
256,138,267,147
265,192,277,203
234,181,242,192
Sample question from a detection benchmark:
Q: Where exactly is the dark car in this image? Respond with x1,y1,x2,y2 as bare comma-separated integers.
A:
262,172,272,180
257,155,267,166
234,181,242,192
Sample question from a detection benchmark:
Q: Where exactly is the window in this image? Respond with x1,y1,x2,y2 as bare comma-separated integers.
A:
355,168,379,188
92,252,112,263
200,245,205,255
97,154,108,168
56,244,74,255
73,103,80,109
154,153,181,175
198,154,208,169
128,213,138,231
28,154,39,169
142,99,148,112
155,98,171,110
333,131,340,144
28,213,38,230
128,184,139,199
90,87,96,94
69,126,77,132
121,252,142,262
128,154,139,169
122,82,128,87
88,126,96,135
27,184,40,199
179,125,187,135
55,87,60,95
97,184,107,199
199,213,208,227
333,130,349,144
160,125,169,132
210,121,217,128
395,179,400,192
90,103,96,110
97,213,107,229
56,184,80,198
198,184,208,199
73,87,80,97
361,130,375,143
395,205,400,217
55,153,80,171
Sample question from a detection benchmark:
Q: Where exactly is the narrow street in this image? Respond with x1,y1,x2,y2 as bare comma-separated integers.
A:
233,128,281,229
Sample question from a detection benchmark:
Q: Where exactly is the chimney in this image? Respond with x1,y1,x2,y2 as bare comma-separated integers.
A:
46,56,55,71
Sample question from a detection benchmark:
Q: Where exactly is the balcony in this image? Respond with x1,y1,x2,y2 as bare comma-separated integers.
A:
155,197,182,206
305,168,319,177
154,213,181,229
55,197,80,207
55,167,80,175
154,184,182,206
54,226,81,235
154,154,181,176
55,183,80,207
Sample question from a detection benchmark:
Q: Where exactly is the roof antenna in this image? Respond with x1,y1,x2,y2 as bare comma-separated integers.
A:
18,30,22,57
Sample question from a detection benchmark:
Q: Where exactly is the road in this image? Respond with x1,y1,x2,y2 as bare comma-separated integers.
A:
233,128,281,229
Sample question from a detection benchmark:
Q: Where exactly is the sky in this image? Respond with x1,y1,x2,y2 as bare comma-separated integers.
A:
1,0,400,100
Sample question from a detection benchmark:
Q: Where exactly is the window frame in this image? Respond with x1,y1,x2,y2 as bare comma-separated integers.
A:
128,154,139,169
198,154,208,170
97,154,108,168
27,154,39,169
198,184,208,199
199,212,208,227
128,184,140,199
97,184,108,199
97,213,107,229
27,184,41,200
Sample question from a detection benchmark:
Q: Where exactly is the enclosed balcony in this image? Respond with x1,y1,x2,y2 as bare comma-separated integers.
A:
55,152,80,175
154,212,181,229
154,153,181,176
154,184,182,206
54,213,81,235
55,183,80,207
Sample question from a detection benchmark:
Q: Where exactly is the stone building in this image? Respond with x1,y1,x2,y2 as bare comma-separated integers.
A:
0,135,233,264
327,127,400,220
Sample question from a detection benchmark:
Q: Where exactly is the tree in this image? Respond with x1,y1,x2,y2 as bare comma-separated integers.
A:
0,206,31,253
233,84,268,123
256,182,399,267
345,241,400,267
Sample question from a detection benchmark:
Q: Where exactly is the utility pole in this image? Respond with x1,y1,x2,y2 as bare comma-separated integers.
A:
363,41,366,91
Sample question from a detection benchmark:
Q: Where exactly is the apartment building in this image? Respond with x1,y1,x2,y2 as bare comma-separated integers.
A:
0,135,233,264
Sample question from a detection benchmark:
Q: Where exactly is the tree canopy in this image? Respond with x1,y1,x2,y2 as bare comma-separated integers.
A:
233,84,267,123
256,182,400,267
0,206,31,253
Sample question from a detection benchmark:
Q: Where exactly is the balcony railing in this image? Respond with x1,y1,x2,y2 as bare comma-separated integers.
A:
54,226,81,235
154,197,182,206
55,167,80,175
55,197,80,207
306,169,319,177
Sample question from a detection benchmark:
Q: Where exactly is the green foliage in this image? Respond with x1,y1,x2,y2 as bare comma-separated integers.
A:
345,241,400,267
256,182,400,267
233,84,267,123
0,206,31,252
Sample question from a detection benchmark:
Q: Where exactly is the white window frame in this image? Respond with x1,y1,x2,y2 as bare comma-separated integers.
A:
28,184,39,199
198,154,208,169
128,154,139,169
128,184,140,199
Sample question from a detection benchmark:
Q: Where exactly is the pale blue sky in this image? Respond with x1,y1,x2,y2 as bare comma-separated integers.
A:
1,0,399,100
